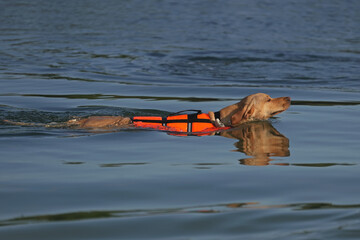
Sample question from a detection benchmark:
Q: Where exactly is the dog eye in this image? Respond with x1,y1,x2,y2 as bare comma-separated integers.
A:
267,99,271,102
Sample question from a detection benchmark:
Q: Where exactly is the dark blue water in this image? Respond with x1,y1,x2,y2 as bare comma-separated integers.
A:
1,0,360,239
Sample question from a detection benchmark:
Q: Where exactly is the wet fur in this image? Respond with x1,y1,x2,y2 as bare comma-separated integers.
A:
215,93,291,126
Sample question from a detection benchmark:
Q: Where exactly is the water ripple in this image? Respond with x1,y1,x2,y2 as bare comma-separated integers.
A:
2,202,360,227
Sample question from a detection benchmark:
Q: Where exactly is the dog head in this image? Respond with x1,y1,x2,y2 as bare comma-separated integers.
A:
220,93,291,126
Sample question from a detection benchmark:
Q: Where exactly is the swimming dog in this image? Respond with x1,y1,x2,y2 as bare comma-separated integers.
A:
5,93,291,131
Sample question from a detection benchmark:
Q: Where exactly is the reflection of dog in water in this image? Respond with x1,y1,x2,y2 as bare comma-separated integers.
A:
221,121,290,166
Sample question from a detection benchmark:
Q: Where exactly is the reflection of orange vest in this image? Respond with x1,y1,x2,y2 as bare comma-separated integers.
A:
131,112,229,135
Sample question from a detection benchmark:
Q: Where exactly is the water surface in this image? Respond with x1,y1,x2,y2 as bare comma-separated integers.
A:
1,0,360,239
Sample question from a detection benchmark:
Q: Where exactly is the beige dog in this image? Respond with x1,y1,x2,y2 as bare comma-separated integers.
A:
70,93,290,128
5,93,290,129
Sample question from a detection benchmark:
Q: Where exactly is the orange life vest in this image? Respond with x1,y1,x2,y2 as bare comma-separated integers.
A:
131,111,229,135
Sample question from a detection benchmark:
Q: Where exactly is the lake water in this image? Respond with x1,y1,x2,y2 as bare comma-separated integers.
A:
1,0,360,239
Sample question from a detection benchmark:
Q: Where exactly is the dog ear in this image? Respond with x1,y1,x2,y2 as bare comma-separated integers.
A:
231,99,255,126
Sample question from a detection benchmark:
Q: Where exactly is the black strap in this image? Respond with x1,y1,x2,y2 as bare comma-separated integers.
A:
131,117,211,124
168,109,202,116
214,111,221,120
187,113,198,132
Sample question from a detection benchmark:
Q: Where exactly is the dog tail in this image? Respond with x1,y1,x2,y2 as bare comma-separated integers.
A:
3,119,70,128
3,119,46,127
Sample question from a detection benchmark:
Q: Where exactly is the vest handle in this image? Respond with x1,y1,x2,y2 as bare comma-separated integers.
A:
168,109,202,116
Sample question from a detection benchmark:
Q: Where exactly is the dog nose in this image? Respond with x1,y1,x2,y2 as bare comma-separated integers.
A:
284,97,291,102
